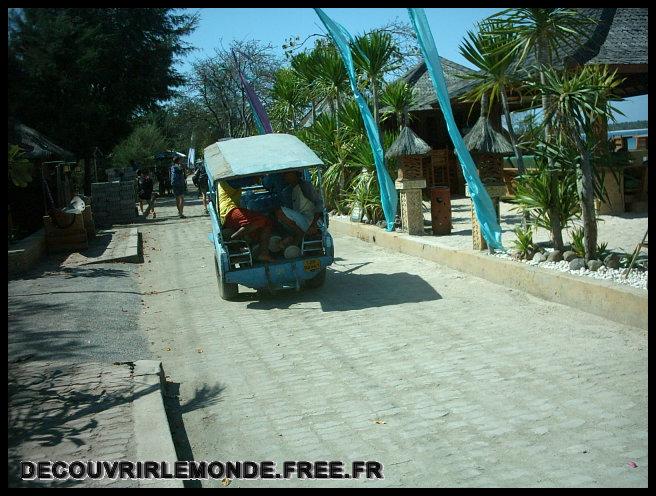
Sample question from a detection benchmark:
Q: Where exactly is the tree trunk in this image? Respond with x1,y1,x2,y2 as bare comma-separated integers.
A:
548,204,565,251
499,87,525,174
372,79,379,130
537,38,551,142
574,135,598,259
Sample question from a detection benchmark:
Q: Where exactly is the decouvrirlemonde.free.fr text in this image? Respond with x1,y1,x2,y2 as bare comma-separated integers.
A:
21,460,384,481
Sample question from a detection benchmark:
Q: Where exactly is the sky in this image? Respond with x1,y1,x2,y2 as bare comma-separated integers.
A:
176,8,647,123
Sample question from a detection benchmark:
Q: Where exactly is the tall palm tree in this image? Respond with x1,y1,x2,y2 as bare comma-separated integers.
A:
459,19,526,174
489,8,596,140
380,80,417,130
314,44,350,125
352,30,399,128
531,64,623,258
270,68,308,132
290,48,321,124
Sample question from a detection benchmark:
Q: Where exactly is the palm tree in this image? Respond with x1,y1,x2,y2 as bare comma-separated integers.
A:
380,80,417,130
531,64,623,258
270,68,308,132
459,19,526,174
314,44,350,124
489,8,596,140
352,30,399,128
290,48,321,124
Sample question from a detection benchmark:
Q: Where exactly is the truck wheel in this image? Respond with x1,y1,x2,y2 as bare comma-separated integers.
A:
303,268,326,289
215,257,238,300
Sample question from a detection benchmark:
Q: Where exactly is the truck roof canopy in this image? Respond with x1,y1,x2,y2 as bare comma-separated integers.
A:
204,133,324,181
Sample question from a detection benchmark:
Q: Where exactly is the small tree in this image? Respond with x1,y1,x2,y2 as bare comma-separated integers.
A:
489,8,596,141
352,30,399,128
459,19,526,174
531,65,623,258
111,122,169,169
380,80,417,130
270,68,309,132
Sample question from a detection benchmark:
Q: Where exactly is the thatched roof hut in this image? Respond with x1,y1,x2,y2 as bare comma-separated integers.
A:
463,116,513,155
386,126,431,159
10,122,75,161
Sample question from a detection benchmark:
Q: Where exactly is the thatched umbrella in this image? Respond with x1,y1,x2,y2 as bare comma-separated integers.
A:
386,126,431,181
463,106,512,186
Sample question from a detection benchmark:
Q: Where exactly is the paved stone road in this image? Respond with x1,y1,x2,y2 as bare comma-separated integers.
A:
8,361,140,488
137,190,648,488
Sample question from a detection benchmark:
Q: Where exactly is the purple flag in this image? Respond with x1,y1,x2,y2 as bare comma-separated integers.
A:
233,51,273,134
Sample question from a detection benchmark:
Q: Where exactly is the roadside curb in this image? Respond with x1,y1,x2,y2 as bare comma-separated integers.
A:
329,217,648,330
132,360,183,488
85,228,142,264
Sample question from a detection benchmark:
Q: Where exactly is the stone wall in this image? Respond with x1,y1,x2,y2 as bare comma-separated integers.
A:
91,181,138,227
8,228,46,278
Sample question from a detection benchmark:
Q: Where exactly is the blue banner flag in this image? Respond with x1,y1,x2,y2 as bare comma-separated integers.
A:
314,8,398,232
407,8,504,250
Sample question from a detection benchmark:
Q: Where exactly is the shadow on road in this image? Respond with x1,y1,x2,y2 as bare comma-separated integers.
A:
162,381,226,488
246,268,442,312
8,363,159,488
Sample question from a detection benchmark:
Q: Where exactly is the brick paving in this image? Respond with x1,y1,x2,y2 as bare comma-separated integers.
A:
8,361,141,487
138,188,648,488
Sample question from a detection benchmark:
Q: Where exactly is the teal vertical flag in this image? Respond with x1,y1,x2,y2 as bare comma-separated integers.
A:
314,8,398,232
408,8,504,251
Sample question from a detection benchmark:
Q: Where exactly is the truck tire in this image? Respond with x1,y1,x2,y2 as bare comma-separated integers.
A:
303,268,326,289
215,257,238,300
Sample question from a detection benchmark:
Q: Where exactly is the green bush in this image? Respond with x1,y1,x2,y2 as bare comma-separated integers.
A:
512,225,536,259
569,227,586,258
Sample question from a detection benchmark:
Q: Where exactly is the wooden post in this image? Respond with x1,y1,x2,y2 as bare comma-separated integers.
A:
396,179,427,235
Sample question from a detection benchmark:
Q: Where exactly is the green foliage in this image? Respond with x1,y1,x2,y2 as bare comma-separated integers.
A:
339,170,384,223
512,225,536,258
9,8,197,157
569,226,586,258
314,44,350,113
8,145,33,187
352,30,400,87
270,68,309,132
111,122,169,169
530,65,624,139
458,19,520,115
511,147,581,233
596,241,610,260
489,8,596,67
380,80,417,129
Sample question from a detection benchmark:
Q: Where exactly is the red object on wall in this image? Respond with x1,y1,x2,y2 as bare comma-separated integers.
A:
430,186,451,235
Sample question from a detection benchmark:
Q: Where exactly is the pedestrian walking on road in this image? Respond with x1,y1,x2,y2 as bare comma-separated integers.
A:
170,156,187,218
193,166,209,214
137,169,157,219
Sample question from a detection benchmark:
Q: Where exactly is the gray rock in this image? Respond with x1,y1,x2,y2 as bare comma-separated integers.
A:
587,260,603,271
510,250,524,261
569,258,586,271
547,250,563,262
532,252,548,263
604,253,621,270
563,251,578,262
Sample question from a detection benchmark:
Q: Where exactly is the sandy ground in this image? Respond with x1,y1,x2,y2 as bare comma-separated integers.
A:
416,197,648,255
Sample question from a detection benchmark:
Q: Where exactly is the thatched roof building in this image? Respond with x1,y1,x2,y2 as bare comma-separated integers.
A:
10,122,75,161
386,126,431,159
463,117,513,155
